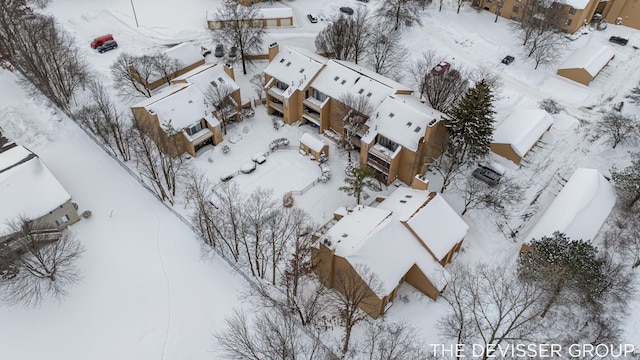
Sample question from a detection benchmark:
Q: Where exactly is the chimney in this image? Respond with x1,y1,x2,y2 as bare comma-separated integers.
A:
223,63,236,81
268,42,279,62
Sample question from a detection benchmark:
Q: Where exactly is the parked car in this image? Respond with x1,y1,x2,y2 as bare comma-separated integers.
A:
91,34,114,49
307,14,318,23
501,55,515,65
431,61,451,75
229,46,237,58
609,36,628,46
339,7,354,15
356,0,369,2
472,165,503,186
240,162,257,174
214,44,224,57
97,40,118,53
252,153,267,164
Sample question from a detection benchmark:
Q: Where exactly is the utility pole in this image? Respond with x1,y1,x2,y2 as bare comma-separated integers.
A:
130,0,139,27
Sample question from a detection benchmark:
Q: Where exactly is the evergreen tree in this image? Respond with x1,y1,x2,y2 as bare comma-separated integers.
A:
446,79,495,162
339,167,383,205
611,152,640,210
432,80,495,191
518,232,606,317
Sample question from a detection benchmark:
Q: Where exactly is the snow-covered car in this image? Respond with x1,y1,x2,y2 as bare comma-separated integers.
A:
240,162,256,174
609,36,628,46
252,153,267,164
214,44,224,57
501,55,515,65
307,14,318,23
431,61,451,75
220,172,235,182
472,165,502,186
339,7,354,15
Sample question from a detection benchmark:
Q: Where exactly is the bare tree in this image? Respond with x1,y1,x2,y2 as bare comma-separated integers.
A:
183,168,219,250
605,213,640,269
528,30,565,69
250,73,265,101
440,262,545,360
111,53,154,98
365,21,408,78
3,12,88,111
456,0,468,13
601,110,638,148
336,93,374,163
375,0,423,32
205,82,238,135
458,176,522,216
410,52,469,112
130,127,183,204
242,187,278,278
0,218,85,307
358,320,426,360
150,52,182,87
212,181,246,262
327,264,383,355
214,308,329,360
75,78,132,161
213,0,266,75
315,11,370,63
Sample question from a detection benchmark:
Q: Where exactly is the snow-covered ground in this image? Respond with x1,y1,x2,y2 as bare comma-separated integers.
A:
1,0,640,358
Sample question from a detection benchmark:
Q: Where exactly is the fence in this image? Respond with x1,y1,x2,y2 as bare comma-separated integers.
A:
65,113,336,358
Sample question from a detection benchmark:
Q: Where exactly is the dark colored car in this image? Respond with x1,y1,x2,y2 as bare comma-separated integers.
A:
356,0,369,2
609,36,629,46
214,44,224,57
340,7,354,15
472,165,502,186
229,46,237,58
97,40,118,53
307,14,318,23
501,55,515,65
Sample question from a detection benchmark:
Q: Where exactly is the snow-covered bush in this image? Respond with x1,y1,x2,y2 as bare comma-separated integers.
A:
539,98,564,114
222,144,231,154
282,192,294,207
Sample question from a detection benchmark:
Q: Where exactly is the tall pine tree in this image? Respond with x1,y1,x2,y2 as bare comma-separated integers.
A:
446,79,495,162
433,79,495,191
611,152,640,210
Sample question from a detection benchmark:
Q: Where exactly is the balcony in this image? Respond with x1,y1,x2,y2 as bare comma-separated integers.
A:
368,143,394,163
268,100,284,113
303,97,325,112
267,86,285,101
303,106,321,125
367,153,391,172
183,128,213,146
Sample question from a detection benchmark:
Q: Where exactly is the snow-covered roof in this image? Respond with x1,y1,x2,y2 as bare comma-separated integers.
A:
559,45,614,77
310,61,364,101
322,188,466,296
365,95,443,152
527,168,616,242
300,133,326,152
264,47,327,99
557,0,590,10
333,60,413,92
492,109,553,157
173,64,240,94
131,83,215,131
164,43,204,68
206,2,293,21
0,144,71,233
379,188,468,261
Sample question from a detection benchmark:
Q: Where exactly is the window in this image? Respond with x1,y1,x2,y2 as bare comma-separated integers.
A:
414,126,422,133
334,76,339,81
564,18,572,25
366,92,372,97
188,122,203,135
377,135,398,152
285,61,291,67
218,77,225,83
569,7,576,14
389,113,395,118
406,121,412,127
358,88,364,94
56,214,70,226
299,68,304,73
312,88,328,102
526,9,532,16
275,80,289,91
512,6,519,12
341,80,347,85
279,58,285,63
209,80,218,88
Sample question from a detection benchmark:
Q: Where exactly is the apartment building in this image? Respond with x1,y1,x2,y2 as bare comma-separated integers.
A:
477,0,640,33
264,45,448,186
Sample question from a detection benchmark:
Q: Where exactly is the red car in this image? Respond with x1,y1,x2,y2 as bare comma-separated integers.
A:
431,61,451,75
91,34,114,49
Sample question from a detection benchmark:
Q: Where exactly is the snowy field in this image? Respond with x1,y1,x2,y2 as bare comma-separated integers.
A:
1,0,640,358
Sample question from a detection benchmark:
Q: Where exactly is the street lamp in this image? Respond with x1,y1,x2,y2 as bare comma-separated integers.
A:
130,0,139,27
